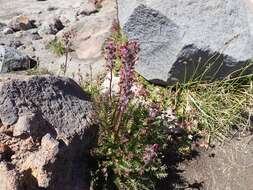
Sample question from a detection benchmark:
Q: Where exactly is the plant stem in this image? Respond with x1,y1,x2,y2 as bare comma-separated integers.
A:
64,46,69,75
109,66,113,101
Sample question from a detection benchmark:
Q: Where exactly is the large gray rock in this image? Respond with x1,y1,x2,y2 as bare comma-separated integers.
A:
118,0,253,85
0,74,96,143
0,74,97,190
0,46,32,73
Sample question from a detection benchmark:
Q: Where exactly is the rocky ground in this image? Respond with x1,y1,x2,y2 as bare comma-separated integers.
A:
0,0,116,81
0,0,253,190
0,1,115,189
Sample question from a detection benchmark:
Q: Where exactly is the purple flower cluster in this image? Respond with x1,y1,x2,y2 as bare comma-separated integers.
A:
143,144,159,165
118,41,140,108
104,40,117,70
104,40,117,99
104,38,140,132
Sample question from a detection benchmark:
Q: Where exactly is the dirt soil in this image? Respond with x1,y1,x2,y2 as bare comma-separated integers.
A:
158,133,253,190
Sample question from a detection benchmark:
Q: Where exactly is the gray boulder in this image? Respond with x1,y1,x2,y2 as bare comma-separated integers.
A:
118,0,253,85
0,46,32,73
0,74,97,190
0,74,96,144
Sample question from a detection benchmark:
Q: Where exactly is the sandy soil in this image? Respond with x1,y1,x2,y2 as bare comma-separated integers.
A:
158,133,253,190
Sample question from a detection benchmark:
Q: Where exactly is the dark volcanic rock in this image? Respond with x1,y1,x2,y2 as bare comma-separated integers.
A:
0,75,97,190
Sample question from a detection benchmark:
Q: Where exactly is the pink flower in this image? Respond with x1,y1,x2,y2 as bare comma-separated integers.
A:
104,40,117,69
148,102,161,118
132,83,148,97
118,41,140,107
143,144,159,165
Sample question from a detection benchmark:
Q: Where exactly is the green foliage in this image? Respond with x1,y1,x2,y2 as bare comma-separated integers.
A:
26,67,52,75
173,76,252,142
84,82,167,190
105,27,128,75
110,30,128,44
47,38,65,56
138,75,172,109
84,31,168,190
137,65,253,144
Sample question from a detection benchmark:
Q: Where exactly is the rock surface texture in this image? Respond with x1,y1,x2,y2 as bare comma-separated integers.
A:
118,0,253,85
0,45,34,73
0,74,97,190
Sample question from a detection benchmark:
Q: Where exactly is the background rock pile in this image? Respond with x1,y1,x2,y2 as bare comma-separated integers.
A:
0,0,116,80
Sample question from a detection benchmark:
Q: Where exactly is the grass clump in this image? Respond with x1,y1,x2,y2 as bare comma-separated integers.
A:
47,38,65,56
139,69,253,146
26,67,52,75
174,79,251,142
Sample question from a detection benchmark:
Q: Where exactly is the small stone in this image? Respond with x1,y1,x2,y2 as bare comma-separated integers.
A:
32,33,42,40
8,15,35,32
38,17,64,36
0,22,6,31
47,6,58,11
14,31,23,38
77,2,98,16
0,143,13,161
9,41,23,49
0,45,33,73
2,28,14,35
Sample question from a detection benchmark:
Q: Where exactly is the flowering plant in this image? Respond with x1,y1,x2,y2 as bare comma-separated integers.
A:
88,32,168,190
